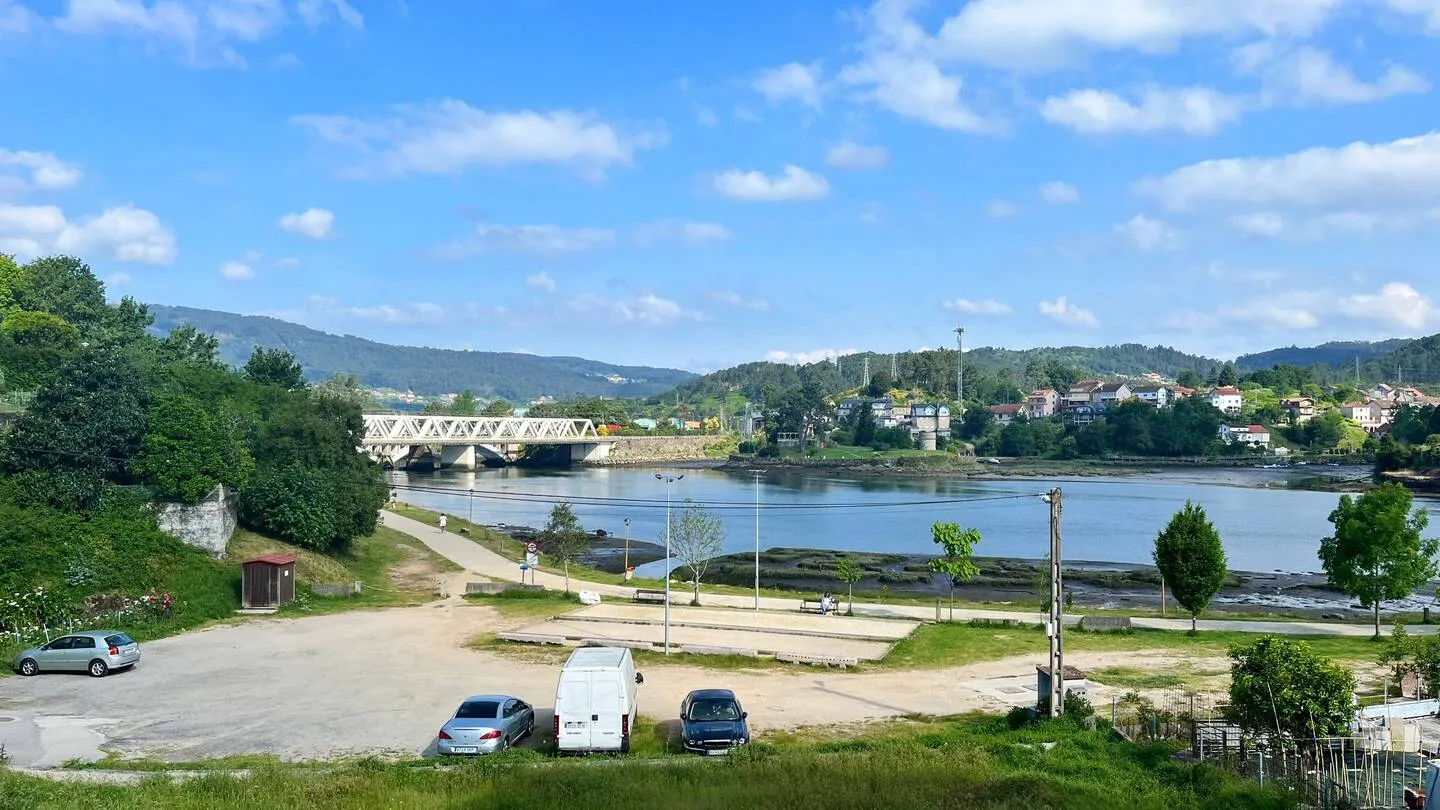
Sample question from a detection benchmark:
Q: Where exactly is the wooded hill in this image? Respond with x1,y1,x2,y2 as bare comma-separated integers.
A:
147,305,696,402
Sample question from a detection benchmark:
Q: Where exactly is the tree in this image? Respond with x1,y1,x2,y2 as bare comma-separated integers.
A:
130,393,254,503
835,556,863,615
1176,369,1204,389
1152,501,1228,631
866,371,894,398
0,253,20,319
959,405,992,440
1217,363,1238,387
668,499,724,605
1319,483,1439,637
243,347,306,390
1226,636,1356,744
540,501,588,594
928,522,981,620
851,400,876,447
450,390,478,415
0,310,80,389
14,256,107,330
482,398,515,416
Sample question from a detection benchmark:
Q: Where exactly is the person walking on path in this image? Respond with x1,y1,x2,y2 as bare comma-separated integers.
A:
438,513,448,533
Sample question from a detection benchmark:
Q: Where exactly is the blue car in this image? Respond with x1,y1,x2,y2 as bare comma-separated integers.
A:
679,689,750,755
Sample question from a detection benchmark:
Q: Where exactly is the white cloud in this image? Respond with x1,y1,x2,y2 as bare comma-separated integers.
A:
474,223,614,256
930,0,1341,73
1234,43,1428,106
263,294,503,328
708,290,770,311
242,248,262,262
1116,214,1181,251
104,272,133,289
1037,296,1099,327
859,202,884,225
1039,181,1080,205
1229,211,1286,236
0,148,83,192
1135,132,1440,211
0,203,177,264
1339,282,1435,330
219,260,253,281
1041,86,1247,135
695,105,719,127
296,0,362,30
753,62,824,108
765,348,859,365
943,298,1013,315
525,271,557,292
825,141,890,171
632,219,731,245
293,101,665,179
840,50,996,133
1,0,41,36
984,200,1018,219
712,165,830,202
566,292,707,327
276,256,300,267
278,207,334,239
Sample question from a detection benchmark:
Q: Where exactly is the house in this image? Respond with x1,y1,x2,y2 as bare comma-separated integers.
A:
837,397,894,424
1206,387,1244,415
1064,405,1098,425
989,403,1025,425
1339,400,1386,432
1092,382,1134,411
1172,386,1196,400
1219,424,1271,447
1063,380,1103,410
1131,385,1170,408
1280,397,1316,423
908,403,951,437
1027,389,1060,419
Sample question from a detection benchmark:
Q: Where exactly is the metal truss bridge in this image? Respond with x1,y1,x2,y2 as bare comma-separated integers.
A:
360,414,614,467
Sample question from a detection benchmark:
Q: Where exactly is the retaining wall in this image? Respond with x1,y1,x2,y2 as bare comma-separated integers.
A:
594,435,724,465
154,484,238,557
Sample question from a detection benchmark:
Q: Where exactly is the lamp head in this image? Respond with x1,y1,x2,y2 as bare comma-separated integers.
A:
1040,494,1052,504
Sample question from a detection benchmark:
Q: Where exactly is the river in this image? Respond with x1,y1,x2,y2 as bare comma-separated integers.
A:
386,465,1440,576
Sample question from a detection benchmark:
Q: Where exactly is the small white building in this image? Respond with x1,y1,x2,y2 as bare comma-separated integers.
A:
989,403,1024,425
1092,382,1134,411
1219,424,1271,447
1339,400,1386,432
1131,385,1170,408
1206,387,1244,415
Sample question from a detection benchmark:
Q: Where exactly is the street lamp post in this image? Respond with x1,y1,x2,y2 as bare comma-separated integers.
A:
623,517,632,581
655,473,684,655
749,470,764,610
467,488,474,527
1042,488,1064,718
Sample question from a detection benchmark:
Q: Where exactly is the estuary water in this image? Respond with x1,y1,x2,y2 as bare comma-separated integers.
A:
387,464,1440,576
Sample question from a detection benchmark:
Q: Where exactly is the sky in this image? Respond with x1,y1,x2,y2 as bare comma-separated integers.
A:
3,0,1440,373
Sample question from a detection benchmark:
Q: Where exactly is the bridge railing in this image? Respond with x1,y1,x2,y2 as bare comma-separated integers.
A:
360,414,602,444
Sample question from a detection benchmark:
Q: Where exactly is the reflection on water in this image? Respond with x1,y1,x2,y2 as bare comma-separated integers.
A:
388,465,1438,577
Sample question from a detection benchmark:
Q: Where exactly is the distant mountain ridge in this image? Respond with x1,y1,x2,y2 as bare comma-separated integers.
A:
147,305,697,401
1235,339,1414,371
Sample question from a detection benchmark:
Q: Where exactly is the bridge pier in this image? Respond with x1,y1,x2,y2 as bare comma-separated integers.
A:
570,442,612,463
440,445,477,470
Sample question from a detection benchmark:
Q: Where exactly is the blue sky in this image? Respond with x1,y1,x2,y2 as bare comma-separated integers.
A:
4,0,1440,372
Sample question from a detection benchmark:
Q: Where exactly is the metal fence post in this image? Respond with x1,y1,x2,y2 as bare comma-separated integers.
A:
936,599,941,622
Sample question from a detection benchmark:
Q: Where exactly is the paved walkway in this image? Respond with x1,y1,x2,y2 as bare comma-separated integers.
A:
378,510,1437,638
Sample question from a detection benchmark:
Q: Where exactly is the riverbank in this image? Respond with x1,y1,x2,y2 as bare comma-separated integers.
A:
721,453,1373,480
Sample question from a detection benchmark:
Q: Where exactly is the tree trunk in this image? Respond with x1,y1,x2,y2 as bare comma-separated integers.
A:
848,583,854,615
563,562,570,595
692,580,700,605
949,586,955,621
1375,602,1381,639
1191,614,1197,633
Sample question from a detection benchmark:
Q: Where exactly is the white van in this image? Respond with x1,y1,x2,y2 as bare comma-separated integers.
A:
553,646,644,754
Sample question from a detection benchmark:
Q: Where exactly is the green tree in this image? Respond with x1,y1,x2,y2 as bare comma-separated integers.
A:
999,418,1035,456
1226,636,1356,743
0,350,149,511
130,393,254,503
150,324,222,369
14,255,107,330
1302,410,1346,449
0,253,20,319
851,400,876,447
0,310,81,389
866,371,894,398
835,556,863,615
1176,369,1204,389
1152,501,1229,631
243,347,306,390
928,522,981,620
482,398,515,416
450,390,478,415
540,501,588,594
668,499,724,605
312,373,375,409
959,405,992,440
1319,482,1439,637
1217,363,1238,387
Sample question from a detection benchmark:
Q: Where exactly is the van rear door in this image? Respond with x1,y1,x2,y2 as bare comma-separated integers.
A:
590,675,624,749
557,674,593,750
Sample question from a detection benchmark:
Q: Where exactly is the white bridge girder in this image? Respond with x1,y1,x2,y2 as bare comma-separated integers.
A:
360,414,609,446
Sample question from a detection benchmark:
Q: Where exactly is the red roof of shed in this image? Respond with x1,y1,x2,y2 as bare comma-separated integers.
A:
243,554,297,566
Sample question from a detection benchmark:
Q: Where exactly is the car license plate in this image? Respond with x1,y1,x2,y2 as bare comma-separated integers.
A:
707,749,730,756
452,746,478,754
564,721,586,728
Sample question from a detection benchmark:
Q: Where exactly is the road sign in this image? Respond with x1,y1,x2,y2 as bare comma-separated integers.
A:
526,552,538,567
519,563,529,571
526,542,538,554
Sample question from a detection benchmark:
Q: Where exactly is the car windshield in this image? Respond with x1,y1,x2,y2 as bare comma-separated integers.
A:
105,633,134,646
689,699,740,721
455,700,501,719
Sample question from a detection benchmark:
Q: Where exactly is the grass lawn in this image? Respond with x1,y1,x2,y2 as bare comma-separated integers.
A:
0,716,1297,809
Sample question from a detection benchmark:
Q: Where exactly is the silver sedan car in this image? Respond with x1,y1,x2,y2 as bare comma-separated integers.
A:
436,694,536,756
13,630,141,677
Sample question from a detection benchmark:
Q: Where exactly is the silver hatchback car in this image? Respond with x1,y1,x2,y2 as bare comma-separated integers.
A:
13,631,141,677
436,694,535,756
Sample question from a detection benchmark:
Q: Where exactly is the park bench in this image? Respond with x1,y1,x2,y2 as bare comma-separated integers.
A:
800,599,828,614
633,588,668,604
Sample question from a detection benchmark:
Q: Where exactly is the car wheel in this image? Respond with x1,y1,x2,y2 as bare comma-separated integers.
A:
525,719,535,739
88,660,109,678
18,658,38,676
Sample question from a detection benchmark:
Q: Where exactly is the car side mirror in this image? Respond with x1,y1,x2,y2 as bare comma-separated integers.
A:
635,673,644,685
742,712,748,719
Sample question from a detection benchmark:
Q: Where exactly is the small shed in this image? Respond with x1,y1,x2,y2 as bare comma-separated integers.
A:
242,554,298,609
1036,664,1089,707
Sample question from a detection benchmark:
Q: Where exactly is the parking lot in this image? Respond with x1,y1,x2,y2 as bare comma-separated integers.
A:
0,598,1173,769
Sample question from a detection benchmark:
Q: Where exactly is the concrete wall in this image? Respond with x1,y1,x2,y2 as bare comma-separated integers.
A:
155,484,239,557
595,435,721,465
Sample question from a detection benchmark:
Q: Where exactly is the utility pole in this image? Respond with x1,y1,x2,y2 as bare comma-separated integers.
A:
1045,488,1065,717
891,354,898,378
655,473,684,654
750,470,764,610
623,517,631,581
954,326,965,412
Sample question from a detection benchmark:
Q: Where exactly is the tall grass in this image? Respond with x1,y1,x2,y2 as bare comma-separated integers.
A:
0,719,1297,809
